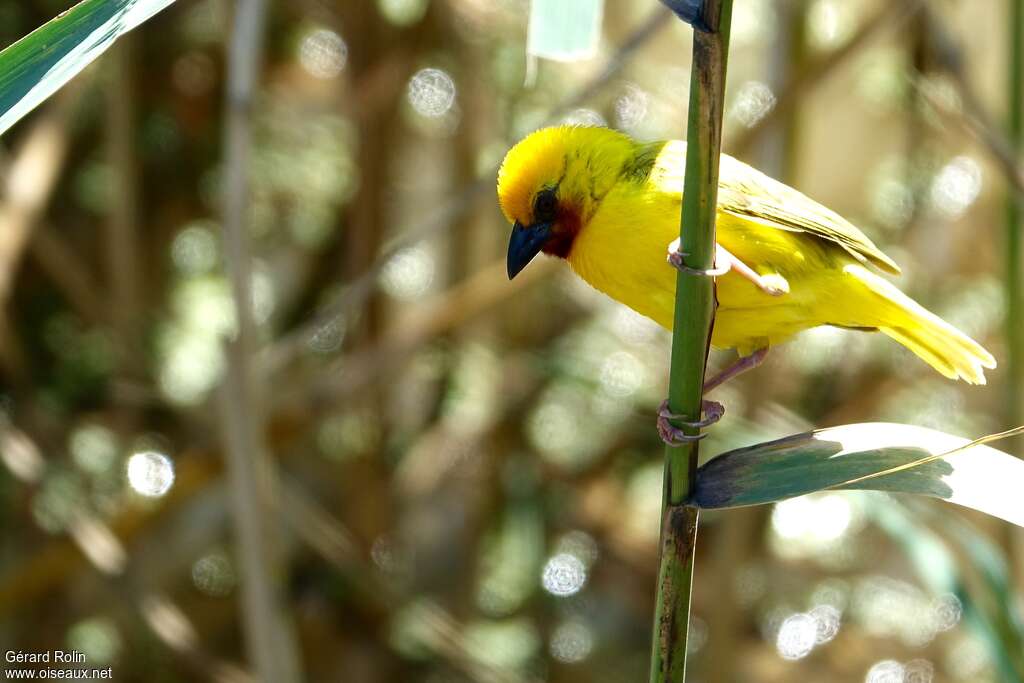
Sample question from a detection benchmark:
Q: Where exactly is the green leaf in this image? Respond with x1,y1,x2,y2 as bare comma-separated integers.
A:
693,422,1024,527
527,0,604,62
0,0,175,136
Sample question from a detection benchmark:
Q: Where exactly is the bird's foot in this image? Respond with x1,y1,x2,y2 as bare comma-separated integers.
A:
666,238,730,277
666,239,789,297
657,399,725,446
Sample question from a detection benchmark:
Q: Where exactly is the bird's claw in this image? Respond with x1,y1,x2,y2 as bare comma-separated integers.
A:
666,239,730,277
657,399,725,446
666,238,788,296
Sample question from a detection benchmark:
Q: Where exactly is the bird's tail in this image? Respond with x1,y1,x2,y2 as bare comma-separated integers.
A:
844,264,996,384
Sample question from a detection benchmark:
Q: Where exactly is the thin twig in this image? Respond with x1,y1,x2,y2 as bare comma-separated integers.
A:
105,38,143,372
220,1,303,681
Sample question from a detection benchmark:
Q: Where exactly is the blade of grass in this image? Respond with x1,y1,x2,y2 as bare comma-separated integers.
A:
649,2,733,681
0,0,175,136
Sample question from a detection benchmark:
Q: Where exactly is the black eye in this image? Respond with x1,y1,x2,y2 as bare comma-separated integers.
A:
533,188,558,223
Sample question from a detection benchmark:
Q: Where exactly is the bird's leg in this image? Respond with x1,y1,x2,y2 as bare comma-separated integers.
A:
657,399,725,446
667,239,789,297
655,348,768,444
703,347,769,393
718,245,789,296
667,237,730,276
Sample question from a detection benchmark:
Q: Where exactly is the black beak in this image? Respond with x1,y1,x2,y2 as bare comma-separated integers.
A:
507,221,552,280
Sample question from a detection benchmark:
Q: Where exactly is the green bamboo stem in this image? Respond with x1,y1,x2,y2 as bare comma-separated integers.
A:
1006,0,1023,454
648,2,734,681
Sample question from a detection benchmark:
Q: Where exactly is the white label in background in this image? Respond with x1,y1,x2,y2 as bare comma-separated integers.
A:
527,0,604,63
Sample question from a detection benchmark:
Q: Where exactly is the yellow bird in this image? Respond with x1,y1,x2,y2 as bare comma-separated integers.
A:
498,126,995,439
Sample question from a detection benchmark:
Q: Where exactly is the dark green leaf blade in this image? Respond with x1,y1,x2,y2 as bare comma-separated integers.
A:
693,422,1024,527
0,0,175,136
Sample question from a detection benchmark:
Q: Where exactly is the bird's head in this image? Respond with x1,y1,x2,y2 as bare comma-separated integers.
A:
497,125,635,279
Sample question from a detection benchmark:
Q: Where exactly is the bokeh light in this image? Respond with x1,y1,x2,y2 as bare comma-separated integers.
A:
625,463,665,543
475,504,543,616
32,471,87,533
562,108,607,127
929,156,982,219
807,0,854,50
70,424,118,475
945,633,992,680
554,530,599,567
775,612,818,660
904,659,935,683
379,244,436,300
442,343,501,432
251,265,277,324
550,619,594,663
157,277,234,405
298,27,348,79
407,68,457,118
541,552,587,597
851,576,955,647
931,593,962,632
865,659,905,683
465,618,540,672
598,350,646,398
729,81,776,128
171,222,219,275
868,157,916,230
67,618,120,665
614,83,650,132
770,493,862,562
378,0,428,26
192,551,237,598
126,451,175,498
307,317,345,354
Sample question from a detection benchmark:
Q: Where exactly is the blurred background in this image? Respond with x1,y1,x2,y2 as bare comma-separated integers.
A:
1,0,1023,681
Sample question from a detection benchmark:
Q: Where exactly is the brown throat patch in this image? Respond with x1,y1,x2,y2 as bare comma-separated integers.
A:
541,204,581,259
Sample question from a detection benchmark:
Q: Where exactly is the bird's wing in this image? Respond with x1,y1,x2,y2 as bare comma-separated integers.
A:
638,141,901,275
715,155,901,275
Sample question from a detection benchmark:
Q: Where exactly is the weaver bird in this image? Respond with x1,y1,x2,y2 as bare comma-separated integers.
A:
497,126,995,443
